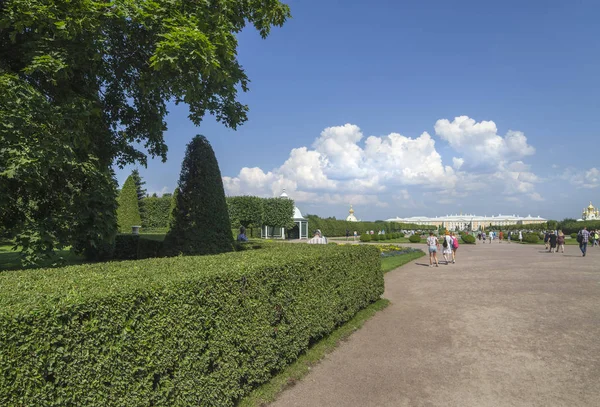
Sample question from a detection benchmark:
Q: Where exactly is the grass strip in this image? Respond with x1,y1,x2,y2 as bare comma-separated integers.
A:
381,250,425,273
237,298,390,407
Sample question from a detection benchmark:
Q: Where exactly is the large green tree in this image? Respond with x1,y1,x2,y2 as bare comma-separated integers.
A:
162,136,233,256
0,0,291,262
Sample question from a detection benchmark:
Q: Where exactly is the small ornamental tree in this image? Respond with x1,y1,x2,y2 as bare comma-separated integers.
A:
130,169,147,222
117,175,142,233
262,197,295,230
227,196,264,229
163,136,233,256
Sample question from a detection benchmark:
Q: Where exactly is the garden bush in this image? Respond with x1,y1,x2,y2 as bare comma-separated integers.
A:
408,234,421,243
113,235,164,260
141,195,172,229
524,233,540,243
117,175,142,233
0,244,382,406
163,135,233,256
360,233,371,242
385,233,393,240
571,233,577,239
461,234,476,244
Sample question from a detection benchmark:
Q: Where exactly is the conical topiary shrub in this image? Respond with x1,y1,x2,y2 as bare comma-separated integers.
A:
162,135,233,256
117,174,142,233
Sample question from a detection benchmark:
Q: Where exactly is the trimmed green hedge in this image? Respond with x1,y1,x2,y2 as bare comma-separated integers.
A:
523,233,540,243
461,234,476,244
0,244,382,406
408,234,421,243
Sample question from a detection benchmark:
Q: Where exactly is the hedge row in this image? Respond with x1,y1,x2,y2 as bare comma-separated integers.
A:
0,244,383,406
359,233,402,242
306,215,435,237
141,196,172,229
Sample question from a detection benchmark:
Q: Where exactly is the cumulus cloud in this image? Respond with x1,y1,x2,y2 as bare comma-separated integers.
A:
434,116,535,165
562,167,600,189
223,118,544,212
223,124,456,204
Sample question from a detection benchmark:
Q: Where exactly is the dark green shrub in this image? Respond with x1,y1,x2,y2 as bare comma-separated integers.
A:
113,235,140,260
408,234,421,243
141,195,171,229
0,244,382,406
162,136,233,256
137,238,163,259
571,233,577,239
117,175,142,233
399,232,405,237
385,233,393,240
524,233,540,243
360,233,371,242
461,234,476,244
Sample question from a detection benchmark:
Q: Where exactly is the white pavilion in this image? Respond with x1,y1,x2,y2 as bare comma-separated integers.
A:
261,190,309,239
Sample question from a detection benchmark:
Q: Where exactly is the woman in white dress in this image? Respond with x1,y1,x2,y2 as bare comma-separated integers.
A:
442,231,453,265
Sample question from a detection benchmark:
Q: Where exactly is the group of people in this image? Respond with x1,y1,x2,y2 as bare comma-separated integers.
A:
575,226,599,257
542,230,566,253
477,230,522,243
426,231,459,267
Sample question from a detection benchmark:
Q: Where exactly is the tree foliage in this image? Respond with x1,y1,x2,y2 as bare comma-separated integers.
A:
0,0,291,261
162,136,233,256
227,196,266,229
262,198,295,229
141,195,171,229
117,175,142,233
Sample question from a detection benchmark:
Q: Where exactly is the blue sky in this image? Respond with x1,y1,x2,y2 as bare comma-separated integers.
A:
115,0,600,221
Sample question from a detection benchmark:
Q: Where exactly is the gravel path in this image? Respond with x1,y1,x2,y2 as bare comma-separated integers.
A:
270,242,600,406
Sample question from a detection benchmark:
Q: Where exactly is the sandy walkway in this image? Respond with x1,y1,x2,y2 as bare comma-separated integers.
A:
271,242,600,406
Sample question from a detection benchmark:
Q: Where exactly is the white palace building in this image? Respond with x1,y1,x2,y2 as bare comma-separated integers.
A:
385,213,547,231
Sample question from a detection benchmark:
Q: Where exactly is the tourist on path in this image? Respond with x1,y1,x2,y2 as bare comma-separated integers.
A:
481,231,486,243
544,231,550,251
451,232,459,263
237,226,249,242
578,226,590,257
499,231,503,243
519,230,523,243
549,230,557,253
427,232,439,267
308,229,327,244
557,230,565,253
489,231,493,244
507,231,512,243
442,231,453,265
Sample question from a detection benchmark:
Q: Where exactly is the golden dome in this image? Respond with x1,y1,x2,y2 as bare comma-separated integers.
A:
588,201,595,210
349,205,354,214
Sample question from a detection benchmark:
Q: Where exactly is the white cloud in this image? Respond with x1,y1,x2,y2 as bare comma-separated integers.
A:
223,119,544,213
223,124,456,203
564,167,600,189
434,116,535,165
529,192,545,202
452,157,464,170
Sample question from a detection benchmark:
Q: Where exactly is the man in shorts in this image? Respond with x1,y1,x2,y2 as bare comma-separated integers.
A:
427,231,439,267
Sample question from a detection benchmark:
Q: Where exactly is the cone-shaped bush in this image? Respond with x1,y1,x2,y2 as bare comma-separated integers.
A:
168,187,179,231
117,175,142,233
162,135,233,256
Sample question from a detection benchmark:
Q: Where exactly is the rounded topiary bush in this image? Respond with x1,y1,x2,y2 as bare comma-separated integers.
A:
523,233,540,244
571,233,577,239
386,233,393,240
399,232,405,238
162,135,233,256
408,234,421,243
461,234,476,244
360,233,371,242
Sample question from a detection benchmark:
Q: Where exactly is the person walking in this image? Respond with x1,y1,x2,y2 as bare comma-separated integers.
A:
519,230,523,243
507,231,512,243
594,230,600,247
442,231,453,265
557,230,565,253
427,231,439,267
499,230,503,243
578,226,590,257
451,232,459,263
488,231,493,244
549,230,557,253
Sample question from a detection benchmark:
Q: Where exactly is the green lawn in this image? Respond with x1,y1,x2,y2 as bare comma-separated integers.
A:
0,245,86,272
380,250,426,273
